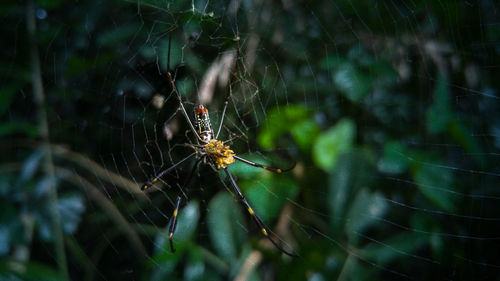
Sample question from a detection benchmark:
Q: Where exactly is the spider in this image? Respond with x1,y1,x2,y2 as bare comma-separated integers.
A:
141,32,297,257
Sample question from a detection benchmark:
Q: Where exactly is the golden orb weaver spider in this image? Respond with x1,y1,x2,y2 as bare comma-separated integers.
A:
141,32,297,257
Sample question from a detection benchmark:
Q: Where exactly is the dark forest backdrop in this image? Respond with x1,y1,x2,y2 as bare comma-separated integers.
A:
1,0,500,280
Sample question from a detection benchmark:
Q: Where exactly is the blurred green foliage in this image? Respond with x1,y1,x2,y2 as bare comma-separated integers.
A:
313,118,356,171
1,0,500,280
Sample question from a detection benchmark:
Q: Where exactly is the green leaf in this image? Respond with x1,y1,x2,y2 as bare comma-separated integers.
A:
360,232,426,266
0,122,38,138
412,163,456,212
448,121,483,164
184,247,205,281
0,83,22,116
333,63,372,102
426,76,482,163
377,141,408,174
410,213,444,260
427,76,452,134
328,152,372,229
35,192,85,241
348,45,375,66
0,259,66,281
207,192,245,261
57,194,85,235
244,175,299,222
97,24,139,47
313,118,356,172
19,148,44,184
345,189,388,245
258,105,310,150
0,62,31,82
319,55,349,70
150,261,179,281
0,203,20,255
150,201,202,281
66,53,114,77
290,119,321,153
369,61,398,88
155,201,200,255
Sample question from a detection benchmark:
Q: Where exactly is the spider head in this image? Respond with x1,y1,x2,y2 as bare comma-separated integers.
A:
194,105,213,142
194,104,208,114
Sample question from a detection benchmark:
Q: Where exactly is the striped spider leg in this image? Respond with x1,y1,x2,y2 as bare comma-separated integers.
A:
223,168,298,257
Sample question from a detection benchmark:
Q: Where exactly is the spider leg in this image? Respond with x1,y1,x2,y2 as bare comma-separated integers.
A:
178,157,203,199
166,31,203,143
234,155,296,174
141,152,196,191
223,168,298,257
167,157,203,252
222,133,245,144
168,196,181,252
216,42,239,139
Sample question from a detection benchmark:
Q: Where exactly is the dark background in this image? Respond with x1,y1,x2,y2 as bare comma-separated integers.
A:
1,0,500,280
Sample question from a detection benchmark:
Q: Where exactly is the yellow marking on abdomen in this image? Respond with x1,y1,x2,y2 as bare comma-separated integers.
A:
169,232,173,238
248,207,254,215
173,209,178,217
261,228,268,236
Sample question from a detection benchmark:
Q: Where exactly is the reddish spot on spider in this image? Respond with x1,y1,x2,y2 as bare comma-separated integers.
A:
195,104,208,114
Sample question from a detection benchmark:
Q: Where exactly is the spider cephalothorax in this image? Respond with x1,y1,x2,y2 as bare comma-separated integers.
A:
203,139,235,169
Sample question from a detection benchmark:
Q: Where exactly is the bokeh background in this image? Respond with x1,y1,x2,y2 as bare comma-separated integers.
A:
2,0,500,280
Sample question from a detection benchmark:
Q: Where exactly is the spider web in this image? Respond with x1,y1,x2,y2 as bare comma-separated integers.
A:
6,0,500,280
104,2,500,279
